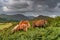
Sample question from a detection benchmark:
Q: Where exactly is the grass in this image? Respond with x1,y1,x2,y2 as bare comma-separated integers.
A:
0,17,60,40
0,23,12,30
0,26,60,40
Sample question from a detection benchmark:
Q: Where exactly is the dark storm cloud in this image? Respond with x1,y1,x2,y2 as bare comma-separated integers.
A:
31,0,60,9
7,3,29,9
0,1,3,13
4,0,33,12
2,0,60,17
4,0,60,12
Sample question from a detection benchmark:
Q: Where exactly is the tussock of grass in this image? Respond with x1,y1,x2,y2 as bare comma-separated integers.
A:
0,23,12,30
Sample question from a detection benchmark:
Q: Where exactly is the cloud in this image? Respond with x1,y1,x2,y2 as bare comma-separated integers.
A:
7,3,29,9
3,0,33,12
1,0,60,16
49,15,57,18
4,0,60,12
0,0,3,13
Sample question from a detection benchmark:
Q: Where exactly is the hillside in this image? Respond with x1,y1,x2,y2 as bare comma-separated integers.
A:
33,15,53,20
0,14,34,21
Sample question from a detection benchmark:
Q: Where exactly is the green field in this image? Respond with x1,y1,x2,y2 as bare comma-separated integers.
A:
0,23,12,30
0,16,60,40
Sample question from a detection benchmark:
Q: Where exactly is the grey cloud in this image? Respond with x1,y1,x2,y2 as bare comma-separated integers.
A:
4,0,33,11
3,0,60,11
31,0,60,9
13,0,20,1
0,1,3,13
7,3,29,9
2,0,60,16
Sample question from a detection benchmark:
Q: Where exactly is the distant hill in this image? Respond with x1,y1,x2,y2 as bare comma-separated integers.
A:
0,14,54,22
0,14,34,21
32,15,53,21
27,16,34,19
0,17,7,22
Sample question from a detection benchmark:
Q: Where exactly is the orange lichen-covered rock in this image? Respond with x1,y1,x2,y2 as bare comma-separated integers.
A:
19,20,30,31
12,24,19,33
12,20,30,33
32,19,48,27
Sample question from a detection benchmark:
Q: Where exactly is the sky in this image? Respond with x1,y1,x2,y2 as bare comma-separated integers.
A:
0,0,60,17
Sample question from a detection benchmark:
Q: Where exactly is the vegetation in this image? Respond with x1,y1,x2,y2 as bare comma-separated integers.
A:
0,16,60,40
0,23,12,30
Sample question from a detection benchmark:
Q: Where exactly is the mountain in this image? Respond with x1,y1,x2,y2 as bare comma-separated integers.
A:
32,15,53,20
0,14,28,21
0,14,53,21
0,14,35,21
7,14,29,21
27,16,34,19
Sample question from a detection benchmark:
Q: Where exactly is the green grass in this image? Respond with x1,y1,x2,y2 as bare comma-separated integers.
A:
0,17,60,40
0,23,12,30
0,26,60,40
